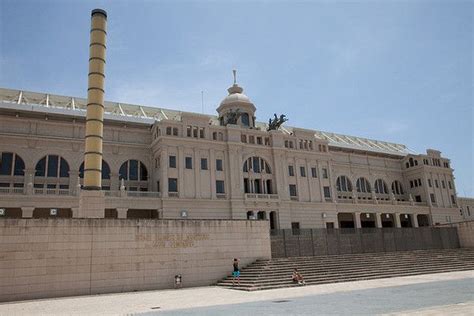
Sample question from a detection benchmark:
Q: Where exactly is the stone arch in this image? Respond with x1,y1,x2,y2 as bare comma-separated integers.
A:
336,175,352,192
355,177,371,193
374,178,389,194
118,159,149,191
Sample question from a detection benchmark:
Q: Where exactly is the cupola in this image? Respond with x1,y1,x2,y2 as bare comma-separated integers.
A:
217,70,256,128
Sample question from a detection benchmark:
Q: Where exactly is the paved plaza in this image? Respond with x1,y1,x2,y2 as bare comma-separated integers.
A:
0,271,472,315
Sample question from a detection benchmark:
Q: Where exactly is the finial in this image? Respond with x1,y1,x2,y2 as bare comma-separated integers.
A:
233,69,237,85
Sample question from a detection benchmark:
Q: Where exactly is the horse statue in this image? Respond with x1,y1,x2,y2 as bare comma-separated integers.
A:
267,113,288,131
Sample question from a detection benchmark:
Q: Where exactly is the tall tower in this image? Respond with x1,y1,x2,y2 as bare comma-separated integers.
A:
78,9,107,218
84,9,107,190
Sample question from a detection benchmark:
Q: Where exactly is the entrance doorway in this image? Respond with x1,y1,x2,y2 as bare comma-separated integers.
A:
360,213,376,228
417,214,430,227
337,213,355,228
381,213,394,227
269,211,278,230
400,214,413,227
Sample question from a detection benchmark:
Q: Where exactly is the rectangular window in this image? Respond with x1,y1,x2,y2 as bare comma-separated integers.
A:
249,135,255,144
415,195,422,202
284,140,289,148
435,180,439,188
451,195,456,204
324,186,331,198
187,126,192,137
289,184,297,197
0,152,12,176
418,179,422,187
156,181,160,192
291,222,300,235
311,167,317,178
201,158,208,170
47,155,58,178
193,127,198,138
169,155,176,168
168,178,178,192
428,179,432,187
430,193,436,203
448,181,452,189
173,128,178,136
166,127,172,135
253,158,260,173
288,165,294,177
199,128,205,138
216,180,225,194
185,157,192,169
129,159,138,180
216,159,223,171
322,168,328,179
442,180,446,189
257,137,262,145
300,166,306,177
410,180,414,188
241,135,247,143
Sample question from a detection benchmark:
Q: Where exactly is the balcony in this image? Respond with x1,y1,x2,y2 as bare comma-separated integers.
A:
34,188,73,196
0,187,24,195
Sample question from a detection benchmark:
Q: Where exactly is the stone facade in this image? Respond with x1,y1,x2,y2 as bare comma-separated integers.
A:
458,197,474,221
0,219,271,302
0,85,463,228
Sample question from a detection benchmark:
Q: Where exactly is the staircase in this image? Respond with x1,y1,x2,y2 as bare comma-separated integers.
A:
217,249,474,291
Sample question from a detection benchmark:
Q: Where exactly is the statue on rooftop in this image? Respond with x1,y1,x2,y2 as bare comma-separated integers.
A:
267,113,288,131
221,109,242,126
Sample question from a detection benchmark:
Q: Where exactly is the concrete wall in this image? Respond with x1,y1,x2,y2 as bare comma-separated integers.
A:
0,219,271,302
451,221,474,248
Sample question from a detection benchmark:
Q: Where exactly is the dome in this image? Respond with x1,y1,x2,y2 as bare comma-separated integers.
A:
219,89,252,106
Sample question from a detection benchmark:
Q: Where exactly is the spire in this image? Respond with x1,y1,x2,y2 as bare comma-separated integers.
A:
228,69,243,95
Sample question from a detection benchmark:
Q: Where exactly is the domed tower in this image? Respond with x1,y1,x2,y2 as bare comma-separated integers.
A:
217,70,256,128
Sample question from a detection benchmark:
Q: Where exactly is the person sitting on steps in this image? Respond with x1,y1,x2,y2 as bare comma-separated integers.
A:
292,268,306,285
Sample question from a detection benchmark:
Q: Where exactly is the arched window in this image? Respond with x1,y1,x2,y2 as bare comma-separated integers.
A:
336,176,352,192
0,152,25,188
356,177,371,193
34,155,70,190
79,160,111,179
391,180,404,195
374,179,389,194
241,113,250,127
243,156,274,194
119,160,148,191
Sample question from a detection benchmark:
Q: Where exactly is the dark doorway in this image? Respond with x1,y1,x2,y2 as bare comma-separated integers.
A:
417,214,430,227
360,213,376,228
381,214,395,227
400,214,413,227
338,213,355,228
269,211,277,230
247,211,255,220
257,211,266,220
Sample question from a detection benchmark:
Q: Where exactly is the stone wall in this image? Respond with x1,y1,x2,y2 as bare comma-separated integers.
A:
450,221,474,248
0,219,271,302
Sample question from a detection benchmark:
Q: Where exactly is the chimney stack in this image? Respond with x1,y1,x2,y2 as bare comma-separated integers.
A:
83,9,107,190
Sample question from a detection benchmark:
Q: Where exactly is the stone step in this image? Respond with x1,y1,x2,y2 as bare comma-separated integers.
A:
218,262,474,285
241,257,474,274
218,266,474,290
217,249,474,291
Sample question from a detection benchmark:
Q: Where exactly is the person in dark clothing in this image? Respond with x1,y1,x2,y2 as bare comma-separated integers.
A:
232,258,240,286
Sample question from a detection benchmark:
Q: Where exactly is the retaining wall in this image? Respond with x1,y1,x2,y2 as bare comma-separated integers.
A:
0,219,271,302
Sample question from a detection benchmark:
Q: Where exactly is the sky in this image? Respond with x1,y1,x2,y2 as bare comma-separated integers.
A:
0,0,472,196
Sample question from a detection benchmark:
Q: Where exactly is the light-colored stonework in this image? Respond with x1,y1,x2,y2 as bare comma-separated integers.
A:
0,82,463,228
0,219,271,302
458,197,474,221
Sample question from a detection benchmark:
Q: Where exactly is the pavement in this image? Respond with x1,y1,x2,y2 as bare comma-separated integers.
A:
0,271,472,315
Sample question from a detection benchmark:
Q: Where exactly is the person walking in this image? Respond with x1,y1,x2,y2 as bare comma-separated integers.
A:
232,258,240,286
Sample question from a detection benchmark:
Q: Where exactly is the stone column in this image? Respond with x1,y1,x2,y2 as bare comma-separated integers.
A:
161,147,168,198
83,9,107,190
194,148,200,198
412,214,419,227
178,146,184,197
354,212,362,228
394,213,402,228
21,207,34,218
210,148,216,199
117,208,128,219
375,213,383,228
